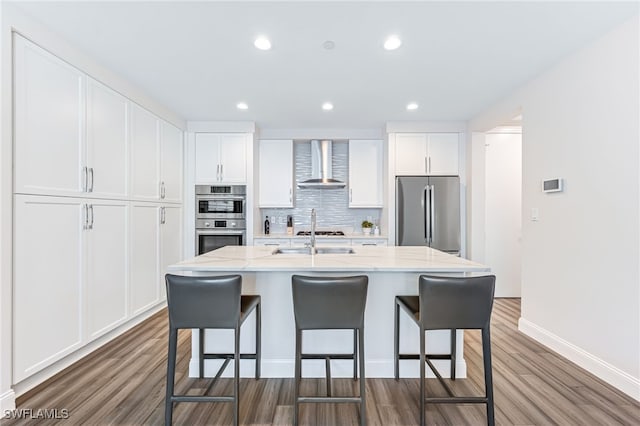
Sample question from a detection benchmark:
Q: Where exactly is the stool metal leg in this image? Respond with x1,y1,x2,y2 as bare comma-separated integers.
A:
234,328,240,426
450,329,456,380
165,327,178,426
256,301,261,379
358,327,366,426
483,327,495,426
353,328,358,380
293,329,302,426
199,328,205,379
419,326,426,426
394,299,400,380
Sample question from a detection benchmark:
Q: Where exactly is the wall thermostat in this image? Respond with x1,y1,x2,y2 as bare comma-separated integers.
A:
542,178,563,193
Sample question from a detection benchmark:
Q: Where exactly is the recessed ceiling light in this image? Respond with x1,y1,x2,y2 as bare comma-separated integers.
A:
237,102,248,110
323,40,335,50
406,102,419,110
384,35,402,50
254,36,271,50
322,102,334,111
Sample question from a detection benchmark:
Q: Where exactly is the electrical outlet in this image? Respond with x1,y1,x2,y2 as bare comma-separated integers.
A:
531,208,539,221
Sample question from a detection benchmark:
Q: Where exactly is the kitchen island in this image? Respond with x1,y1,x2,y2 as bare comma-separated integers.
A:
167,245,490,379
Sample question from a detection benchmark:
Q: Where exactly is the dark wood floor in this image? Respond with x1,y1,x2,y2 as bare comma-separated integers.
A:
10,299,640,425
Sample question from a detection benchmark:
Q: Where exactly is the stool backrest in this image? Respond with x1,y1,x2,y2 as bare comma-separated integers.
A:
292,275,368,330
165,274,242,329
418,275,495,330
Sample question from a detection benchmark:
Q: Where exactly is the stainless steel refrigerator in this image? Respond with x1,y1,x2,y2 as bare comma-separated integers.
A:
396,176,460,254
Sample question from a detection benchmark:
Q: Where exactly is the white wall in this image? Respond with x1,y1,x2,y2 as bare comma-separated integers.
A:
469,16,639,399
485,131,522,297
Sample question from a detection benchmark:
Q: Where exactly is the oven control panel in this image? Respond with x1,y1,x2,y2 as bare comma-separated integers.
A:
196,219,246,229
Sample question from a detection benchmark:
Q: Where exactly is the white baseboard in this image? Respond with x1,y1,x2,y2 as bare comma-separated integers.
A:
518,317,640,401
1,389,16,412
188,358,467,379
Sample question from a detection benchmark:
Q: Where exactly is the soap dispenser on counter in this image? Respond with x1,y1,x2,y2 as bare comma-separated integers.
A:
286,215,293,235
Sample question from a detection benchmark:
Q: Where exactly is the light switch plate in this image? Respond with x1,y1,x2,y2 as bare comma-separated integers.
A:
531,208,539,221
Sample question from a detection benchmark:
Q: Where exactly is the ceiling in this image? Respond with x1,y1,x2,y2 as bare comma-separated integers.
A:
8,1,639,129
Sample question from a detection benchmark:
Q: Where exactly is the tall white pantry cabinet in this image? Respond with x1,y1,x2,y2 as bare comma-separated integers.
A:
12,36,183,382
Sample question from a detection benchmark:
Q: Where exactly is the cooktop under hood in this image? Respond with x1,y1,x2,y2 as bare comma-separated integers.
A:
297,139,346,189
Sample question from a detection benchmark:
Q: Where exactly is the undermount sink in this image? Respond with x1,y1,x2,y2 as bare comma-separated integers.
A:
315,247,355,254
272,247,355,255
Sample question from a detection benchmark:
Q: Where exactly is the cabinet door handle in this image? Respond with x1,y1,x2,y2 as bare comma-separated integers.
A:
161,207,166,224
220,164,224,181
362,243,377,246
89,168,94,192
289,188,292,203
160,181,166,199
349,188,353,203
428,156,431,174
82,167,88,192
424,157,428,174
83,204,89,230
89,204,94,230
216,164,220,181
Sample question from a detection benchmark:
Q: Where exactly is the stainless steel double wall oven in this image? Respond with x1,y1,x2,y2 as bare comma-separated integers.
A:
195,185,246,255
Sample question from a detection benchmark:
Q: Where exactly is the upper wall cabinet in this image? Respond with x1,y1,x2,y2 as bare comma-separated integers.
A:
259,139,294,208
349,140,383,208
394,133,459,176
195,133,247,184
160,122,183,202
14,36,85,196
86,79,129,198
130,104,183,202
130,104,160,200
14,35,183,201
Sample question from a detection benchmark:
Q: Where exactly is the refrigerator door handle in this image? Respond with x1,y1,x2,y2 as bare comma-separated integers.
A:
429,184,435,244
423,186,430,243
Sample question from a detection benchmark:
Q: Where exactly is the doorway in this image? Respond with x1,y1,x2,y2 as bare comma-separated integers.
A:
484,125,522,297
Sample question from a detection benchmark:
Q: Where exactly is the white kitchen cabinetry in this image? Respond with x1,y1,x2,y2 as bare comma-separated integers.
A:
195,133,248,184
85,200,128,340
160,122,183,203
349,140,383,207
130,104,160,200
131,105,183,202
394,133,459,176
352,238,388,246
159,205,183,300
13,195,84,382
86,79,129,198
130,203,161,315
254,238,290,247
14,36,85,196
14,37,133,199
259,140,294,207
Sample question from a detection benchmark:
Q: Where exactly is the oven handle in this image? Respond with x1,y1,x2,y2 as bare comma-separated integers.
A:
196,195,246,201
195,229,246,235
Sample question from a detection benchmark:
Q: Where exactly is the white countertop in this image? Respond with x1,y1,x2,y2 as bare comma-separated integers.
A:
254,233,388,239
168,245,489,273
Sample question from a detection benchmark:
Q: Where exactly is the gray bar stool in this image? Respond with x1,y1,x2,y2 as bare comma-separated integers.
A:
394,274,496,426
291,275,369,426
164,274,261,426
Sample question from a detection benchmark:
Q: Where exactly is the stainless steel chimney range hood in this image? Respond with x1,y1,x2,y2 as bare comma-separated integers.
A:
297,139,346,189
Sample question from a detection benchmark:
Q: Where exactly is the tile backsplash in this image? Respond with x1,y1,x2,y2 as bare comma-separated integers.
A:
261,141,381,234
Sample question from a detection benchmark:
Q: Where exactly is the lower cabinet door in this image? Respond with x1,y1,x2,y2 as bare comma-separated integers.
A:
13,195,84,382
130,203,160,315
86,201,128,340
160,205,182,301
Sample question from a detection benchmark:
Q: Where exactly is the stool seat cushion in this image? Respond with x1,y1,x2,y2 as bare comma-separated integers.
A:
240,295,260,322
396,295,419,322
